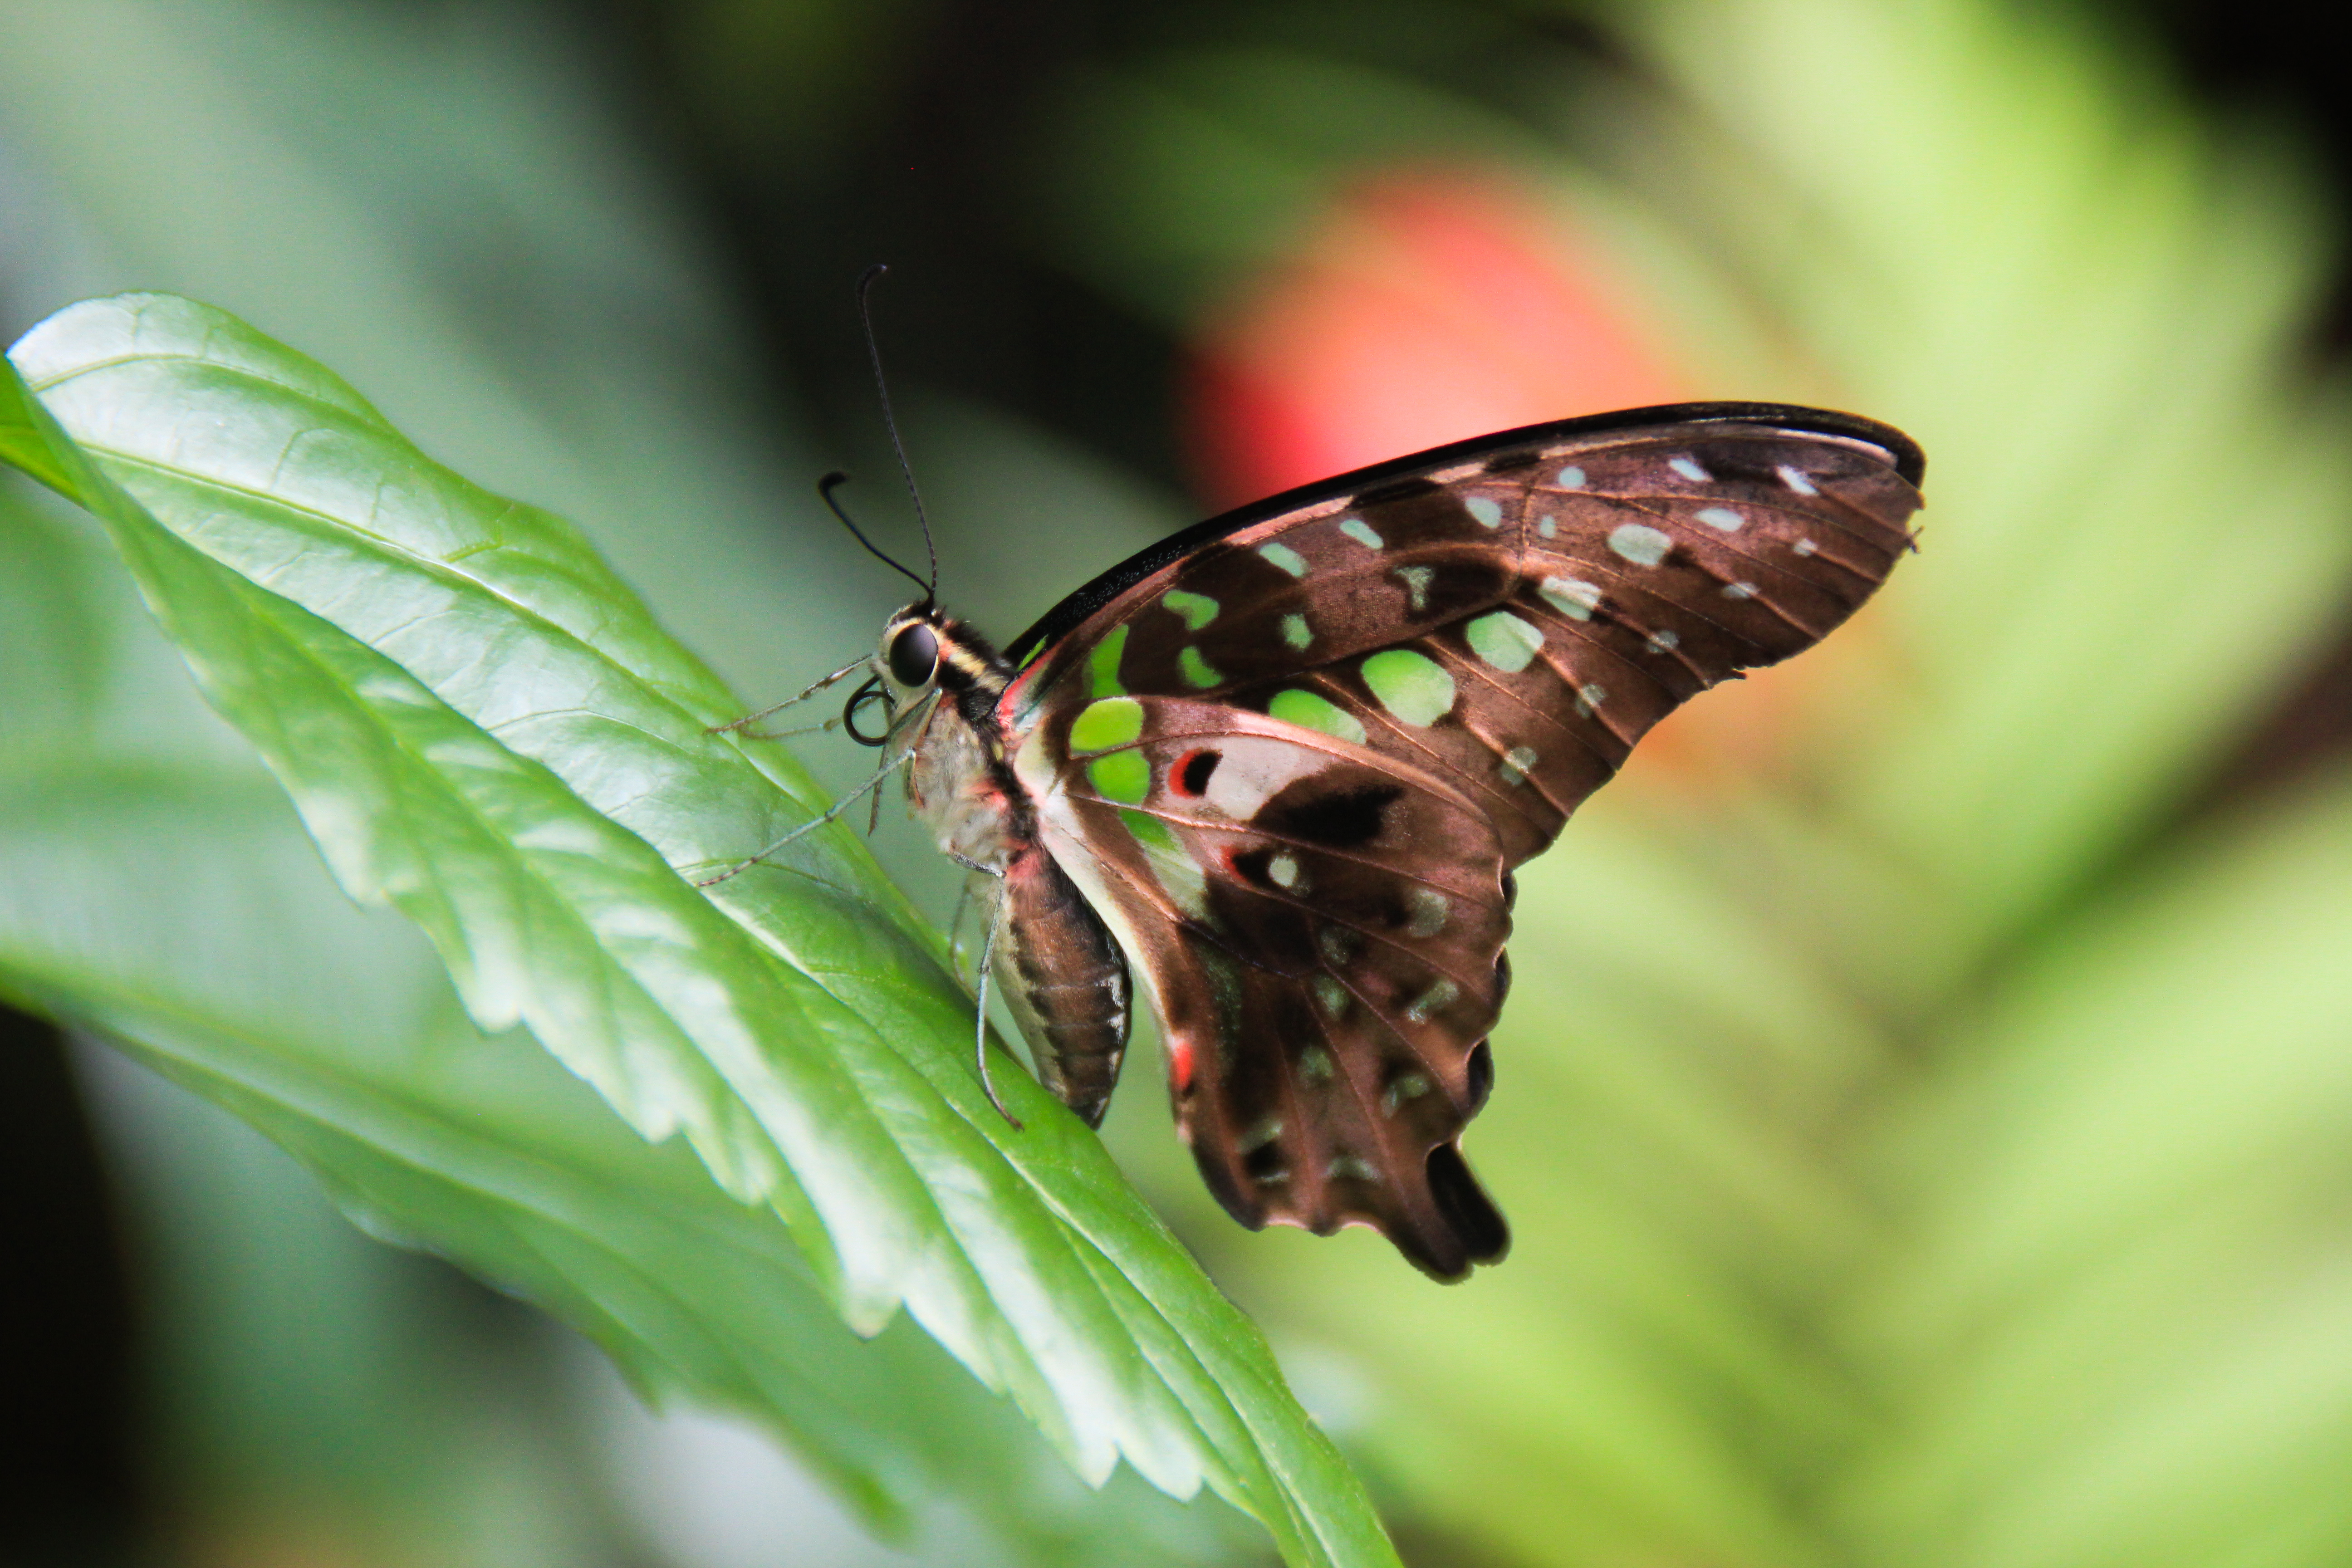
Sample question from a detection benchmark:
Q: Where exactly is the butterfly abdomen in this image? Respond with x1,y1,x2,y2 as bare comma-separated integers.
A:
991,842,1131,1129
897,617,1137,1130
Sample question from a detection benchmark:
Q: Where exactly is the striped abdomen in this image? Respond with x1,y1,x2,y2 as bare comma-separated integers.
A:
993,842,1131,1127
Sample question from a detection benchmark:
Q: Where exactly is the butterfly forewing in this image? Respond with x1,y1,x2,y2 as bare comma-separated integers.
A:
1000,407,1923,1277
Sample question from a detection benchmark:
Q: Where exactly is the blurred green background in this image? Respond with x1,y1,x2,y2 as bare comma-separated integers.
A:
5,1,2350,1565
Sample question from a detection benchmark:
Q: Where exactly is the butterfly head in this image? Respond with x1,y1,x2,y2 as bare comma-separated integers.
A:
845,603,1010,744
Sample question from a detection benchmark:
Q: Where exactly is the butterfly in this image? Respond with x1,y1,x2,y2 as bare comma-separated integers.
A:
726,399,1924,1280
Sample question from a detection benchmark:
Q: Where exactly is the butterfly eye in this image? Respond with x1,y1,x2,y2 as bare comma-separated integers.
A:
887,623,940,687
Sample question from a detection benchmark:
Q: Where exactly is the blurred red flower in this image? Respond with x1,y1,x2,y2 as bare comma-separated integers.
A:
1184,172,1693,510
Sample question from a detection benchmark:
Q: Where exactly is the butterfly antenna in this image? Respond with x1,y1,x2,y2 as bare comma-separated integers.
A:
855,262,938,600
819,472,932,600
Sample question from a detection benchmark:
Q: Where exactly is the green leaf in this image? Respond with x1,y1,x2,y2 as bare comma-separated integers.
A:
0,476,1250,1566
0,765,1248,1561
1,293,1394,1568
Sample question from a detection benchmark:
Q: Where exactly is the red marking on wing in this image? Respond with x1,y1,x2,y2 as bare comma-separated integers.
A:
1168,747,1213,797
1167,1035,1196,1095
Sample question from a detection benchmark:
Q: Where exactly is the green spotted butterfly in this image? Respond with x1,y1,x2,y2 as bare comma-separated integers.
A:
734,402,1923,1280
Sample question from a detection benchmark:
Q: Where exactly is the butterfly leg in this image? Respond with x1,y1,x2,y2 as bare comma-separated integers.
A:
735,715,848,742
942,851,997,985
707,656,869,735
946,877,975,981
970,877,1025,1131
690,751,911,887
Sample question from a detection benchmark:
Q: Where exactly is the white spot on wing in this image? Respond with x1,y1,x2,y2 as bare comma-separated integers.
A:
1539,576,1603,619
1646,628,1681,653
1312,975,1349,1019
1498,745,1540,786
1537,514,1558,538
1382,1073,1432,1116
1205,735,1332,820
1695,506,1746,532
1403,979,1460,1023
1405,886,1449,936
1794,538,1818,557
1608,524,1673,566
1554,466,1586,489
1394,564,1434,611
1777,464,1819,495
1723,581,1758,599
1669,456,1711,482
1465,495,1504,529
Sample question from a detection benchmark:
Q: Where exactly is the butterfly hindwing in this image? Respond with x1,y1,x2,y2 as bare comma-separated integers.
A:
1018,698,1512,1277
999,407,1924,1275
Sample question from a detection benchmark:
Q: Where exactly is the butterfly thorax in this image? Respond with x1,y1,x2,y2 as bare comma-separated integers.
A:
873,610,1012,858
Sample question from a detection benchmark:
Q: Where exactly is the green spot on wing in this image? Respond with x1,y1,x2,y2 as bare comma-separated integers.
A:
1179,646,1223,689
1281,613,1313,650
1087,750,1151,804
1268,688,1367,745
1162,589,1220,630
1118,808,1208,916
1467,611,1544,673
1088,622,1130,697
1361,649,1456,726
1257,541,1310,578
1120,806,1181,856
1069,696,1144,754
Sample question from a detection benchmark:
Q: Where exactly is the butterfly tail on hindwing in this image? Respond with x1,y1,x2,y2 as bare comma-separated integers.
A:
1024,699,1519,1279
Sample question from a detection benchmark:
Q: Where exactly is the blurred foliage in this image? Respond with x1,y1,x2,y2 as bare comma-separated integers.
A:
4,2,2351,1568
